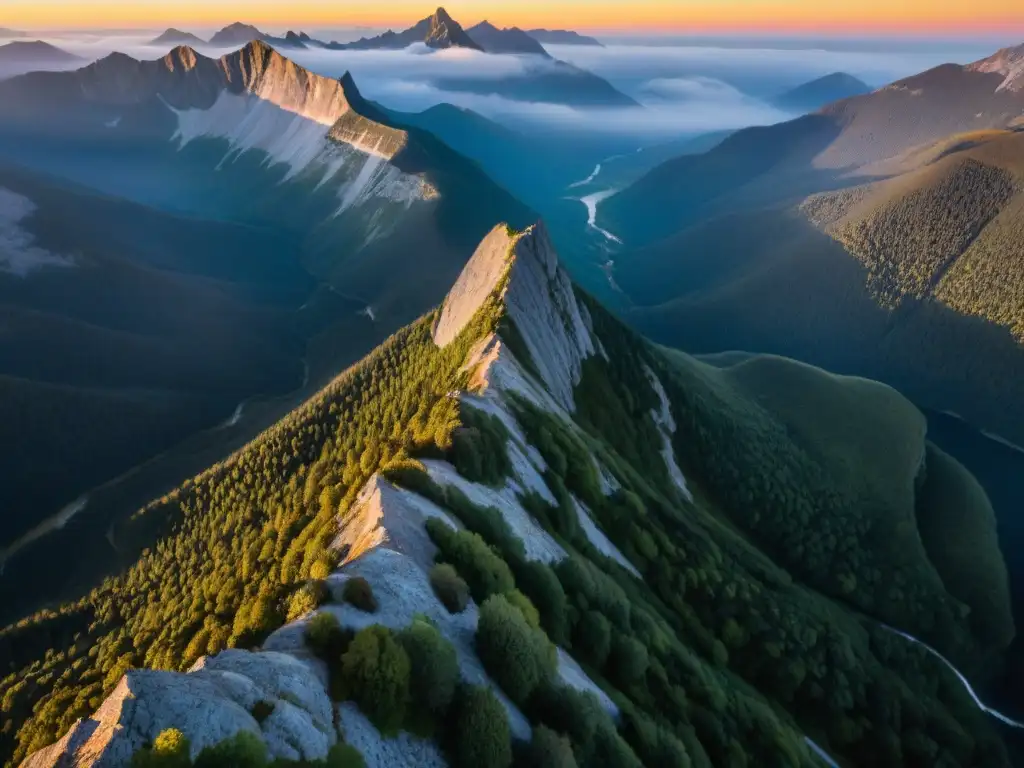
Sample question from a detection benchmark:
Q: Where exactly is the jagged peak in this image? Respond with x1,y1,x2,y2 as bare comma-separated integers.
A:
434,221,595,411
433,6,455,23
162,45,201,71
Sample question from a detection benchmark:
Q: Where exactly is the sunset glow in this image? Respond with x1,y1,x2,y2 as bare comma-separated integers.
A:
3,0,1023,34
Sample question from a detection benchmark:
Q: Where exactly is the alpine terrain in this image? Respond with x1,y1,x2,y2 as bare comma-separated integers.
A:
2,221,1018,768
0,40,532,621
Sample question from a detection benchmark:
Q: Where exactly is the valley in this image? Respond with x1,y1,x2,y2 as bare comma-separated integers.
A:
0,15,1023,768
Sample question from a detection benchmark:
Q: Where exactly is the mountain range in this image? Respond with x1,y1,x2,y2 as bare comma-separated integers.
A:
596,42,1024,461
3,219,1018,768
0,41,532,615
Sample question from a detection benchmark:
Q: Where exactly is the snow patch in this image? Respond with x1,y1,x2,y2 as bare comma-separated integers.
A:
643,364,693,501
572,497,640,578
0,188,75,277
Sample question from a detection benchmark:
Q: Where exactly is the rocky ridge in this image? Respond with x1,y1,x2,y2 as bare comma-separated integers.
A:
17,220,626,767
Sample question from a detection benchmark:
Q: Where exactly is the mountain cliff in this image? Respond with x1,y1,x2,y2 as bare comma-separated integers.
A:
4,221,1016,768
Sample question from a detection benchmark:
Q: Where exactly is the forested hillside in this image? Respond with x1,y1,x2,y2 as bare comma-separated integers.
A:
3,224,1016,768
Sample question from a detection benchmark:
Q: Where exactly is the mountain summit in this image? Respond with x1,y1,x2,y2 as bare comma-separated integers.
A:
207,21,266,47
342,7,483,51
466,21,551,56
968,41,1024,92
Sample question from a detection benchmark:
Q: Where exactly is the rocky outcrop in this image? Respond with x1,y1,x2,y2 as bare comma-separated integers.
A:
21,651,334,767
967,43,1024,92
433,222,596,412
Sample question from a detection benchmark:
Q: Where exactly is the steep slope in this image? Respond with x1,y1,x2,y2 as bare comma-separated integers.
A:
0,42,533,617
148,29,205,47
771,72,872,113
603,47,1024,247
339,7,483,51
4,222,1017,768
466,21,551,56
526,28,603,46
0,41,532,318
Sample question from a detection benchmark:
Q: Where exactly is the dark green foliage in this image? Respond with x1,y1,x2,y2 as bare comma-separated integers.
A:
504,589,541,628
527,684,610,763
443,487,526,563
451,686,513,768
575,611,612,668
524,725,578,768
340,626,411,733
512,560,568,645
429,563,470,613
426,521,515,603
342,578,378,613
194,731,267,768
131,729,191,768
250,700,274,724
450,406,512,486
398,619,459,715
323,743,366,768
304,612,353,662
475,594,555,706
609,635,649,687
623,711,691,768
590,724,643,768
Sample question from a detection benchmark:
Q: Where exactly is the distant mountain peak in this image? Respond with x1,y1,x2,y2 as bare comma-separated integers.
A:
208,21,266,47
466,20,549,56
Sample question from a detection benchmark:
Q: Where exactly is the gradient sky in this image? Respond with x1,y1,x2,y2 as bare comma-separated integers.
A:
3,0,1023,34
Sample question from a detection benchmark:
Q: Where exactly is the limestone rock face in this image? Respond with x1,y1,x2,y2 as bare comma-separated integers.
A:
20,651,334,768
433,222,595,411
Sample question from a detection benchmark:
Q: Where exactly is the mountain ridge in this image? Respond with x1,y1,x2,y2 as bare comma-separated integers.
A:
5,217,1017,768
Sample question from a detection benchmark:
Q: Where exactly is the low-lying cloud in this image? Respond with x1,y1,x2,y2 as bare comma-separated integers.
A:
2,32,1003,144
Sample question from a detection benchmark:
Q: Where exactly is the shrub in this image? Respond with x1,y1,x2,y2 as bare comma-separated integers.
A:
450,407,512,486
305,612,354,661
591,723,643,768
324,743,366,768
610,635,649,687
398,619,459,715
426,521,514,603
576,612,612,668
623,711,691,768
250,700,274,724
476,594,555,706
131,728,191,768
528,683,609,761
342,577,378,613
194,730,267,768
340,625,410,733
445,487,525,563
286,580,329,621
452,685,512,768
514,561,568,645
526,725,579,768
430,563,470,613
504,589,541,629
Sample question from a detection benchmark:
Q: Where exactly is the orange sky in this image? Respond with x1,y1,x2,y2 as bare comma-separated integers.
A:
4,0,1023,33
